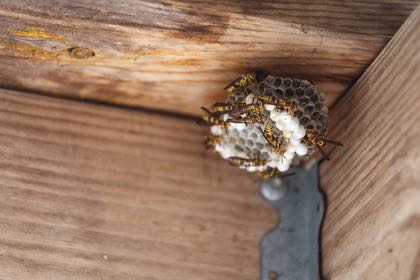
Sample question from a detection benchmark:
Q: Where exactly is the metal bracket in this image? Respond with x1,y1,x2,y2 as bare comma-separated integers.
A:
260,163,324,280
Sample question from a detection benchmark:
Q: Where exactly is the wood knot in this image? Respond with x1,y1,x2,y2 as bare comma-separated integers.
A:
68,47,95,59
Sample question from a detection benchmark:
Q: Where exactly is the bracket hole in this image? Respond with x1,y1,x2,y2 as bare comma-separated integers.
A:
261,179,287,202
269,271,279,279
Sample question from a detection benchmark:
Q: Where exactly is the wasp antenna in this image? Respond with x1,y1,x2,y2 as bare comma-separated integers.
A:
200,106,213,115
224,75,242,90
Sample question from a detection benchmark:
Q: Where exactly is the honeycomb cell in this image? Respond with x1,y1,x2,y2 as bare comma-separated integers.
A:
310,94,319,102
263,87,274,96
315,103,324,110
304,87,314,96
235,145,245,153
311,111,320,120
300,116,311,126
304,105,314,114
300,96,310,105
275,88,285,97
294,110,304,119
295,88,305,97
316,124,323,131
273,78,282,87
228,137,237,144
283,78,292,87
286,88,294,98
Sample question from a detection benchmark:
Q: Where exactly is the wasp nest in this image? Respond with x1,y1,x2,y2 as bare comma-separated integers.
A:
201,70,341,179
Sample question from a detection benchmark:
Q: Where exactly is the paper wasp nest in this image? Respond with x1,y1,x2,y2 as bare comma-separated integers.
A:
201,71,340,179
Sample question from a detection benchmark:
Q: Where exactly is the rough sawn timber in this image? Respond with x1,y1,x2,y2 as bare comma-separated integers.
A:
0,88,277,279
320,4,420,280
0,0,418,116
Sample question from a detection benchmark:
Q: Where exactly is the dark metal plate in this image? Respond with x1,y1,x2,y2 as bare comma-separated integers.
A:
260,164,324,280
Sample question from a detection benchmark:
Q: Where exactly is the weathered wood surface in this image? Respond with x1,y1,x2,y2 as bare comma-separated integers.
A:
0,88,277,279
321,4,420,280
0,0,418,116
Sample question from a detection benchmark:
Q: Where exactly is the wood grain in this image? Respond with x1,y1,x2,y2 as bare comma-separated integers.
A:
0,88,277,279
0,0,418,116
320,4,420,280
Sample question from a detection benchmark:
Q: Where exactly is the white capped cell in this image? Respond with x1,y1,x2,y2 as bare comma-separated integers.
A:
277,160,290,172
279,111,292,123
264,104,276,111
214,144,223,152
267,160,278,168
283,130,293,138
295,143,308,156
220,148,233,159
270,110,281,122
286,122,299,132
257,165,267,172
294,127,306,139
287,145,297,153
283,151,295,160
287,117,300,131
289,136,301,146
245,94,254,105
275,120,286,131
246,166,258,172
230,122,246,130
211,125,224,136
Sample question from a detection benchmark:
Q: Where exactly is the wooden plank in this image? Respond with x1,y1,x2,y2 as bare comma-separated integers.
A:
0,0,418,116
0,88,277,279
320,4,420,280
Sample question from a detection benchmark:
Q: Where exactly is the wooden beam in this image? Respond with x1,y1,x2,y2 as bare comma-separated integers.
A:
0,0,418,116
0,88,276,279
320,4,420,279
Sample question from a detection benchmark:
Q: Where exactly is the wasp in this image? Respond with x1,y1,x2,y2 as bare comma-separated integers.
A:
254,95,284,105
229,111,267,124
224,72,258,94
257,122,287,155
209,101,246,115
254,95,297,113
302,132,343,160
204,135,223,149
229,100,265,117
228,156,268,167
198,107,230,129
257,168,295,179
